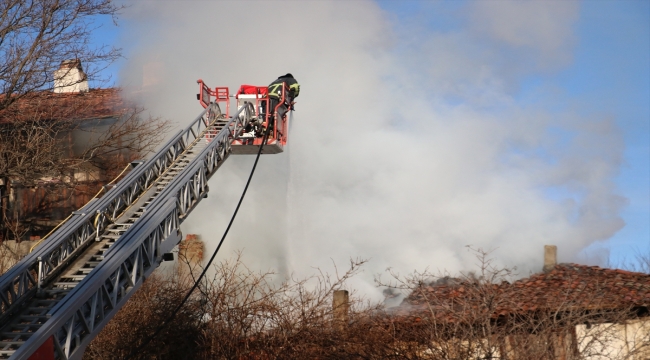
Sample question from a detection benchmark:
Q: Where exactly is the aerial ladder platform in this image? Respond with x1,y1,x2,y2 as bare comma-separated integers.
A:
0,81,293,359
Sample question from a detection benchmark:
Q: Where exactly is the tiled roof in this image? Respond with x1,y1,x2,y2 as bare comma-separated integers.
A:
395,264,650,321
0,88,125,124
508,264,650,311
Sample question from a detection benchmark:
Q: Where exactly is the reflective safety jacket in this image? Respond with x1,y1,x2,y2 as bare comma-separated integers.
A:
268,76,300,101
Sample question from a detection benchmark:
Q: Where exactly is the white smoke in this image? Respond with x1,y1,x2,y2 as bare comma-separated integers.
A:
117,1,625,299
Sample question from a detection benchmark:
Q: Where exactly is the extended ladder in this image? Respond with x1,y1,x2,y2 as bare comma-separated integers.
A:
0,101,257,359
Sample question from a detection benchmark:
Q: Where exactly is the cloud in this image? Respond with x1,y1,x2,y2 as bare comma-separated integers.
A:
117,0,624,301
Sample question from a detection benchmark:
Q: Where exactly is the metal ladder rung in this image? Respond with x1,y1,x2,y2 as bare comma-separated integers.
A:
62,274,87,280
102,234,122,239
53,283,78,288
16,316,47,321
6,324,39,331
25,307,49,313
31,300,57,306
0,341,23,346
42,289,69,296
2,333,34,342
1,332,32,337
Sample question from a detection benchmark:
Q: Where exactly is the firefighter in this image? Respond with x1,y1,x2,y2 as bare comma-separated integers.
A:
265,73,300,132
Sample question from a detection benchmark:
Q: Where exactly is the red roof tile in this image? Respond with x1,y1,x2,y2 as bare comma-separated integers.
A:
396,264,650,321
0,88,126,124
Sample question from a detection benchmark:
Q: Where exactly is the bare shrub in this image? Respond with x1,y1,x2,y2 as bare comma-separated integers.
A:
87,249,650,359
372,247,650,360
83,272,204,360
193,253,375,359
87,253,377,360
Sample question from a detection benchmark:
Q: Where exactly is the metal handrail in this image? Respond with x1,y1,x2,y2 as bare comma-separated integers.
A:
0,106,217,324
9,102,257,359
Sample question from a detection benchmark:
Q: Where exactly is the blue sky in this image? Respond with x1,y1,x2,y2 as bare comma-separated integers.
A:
89,0,648,270
567,1,649,264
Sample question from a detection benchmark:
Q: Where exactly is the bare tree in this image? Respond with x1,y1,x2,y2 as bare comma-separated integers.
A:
0,0,121,111
0,0,137,244
0,91,170,242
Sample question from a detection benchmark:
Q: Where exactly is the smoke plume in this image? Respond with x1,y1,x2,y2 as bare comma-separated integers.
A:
117,1,625,299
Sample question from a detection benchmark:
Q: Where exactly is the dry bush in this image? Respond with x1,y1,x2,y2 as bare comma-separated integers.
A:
190,253,379,359
87,253,379,360
86,249,650,359
200,256,386,359
84,272,204,360
371,247,650,360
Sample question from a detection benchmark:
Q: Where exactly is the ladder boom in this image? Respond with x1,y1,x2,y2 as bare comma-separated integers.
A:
0,101,256,359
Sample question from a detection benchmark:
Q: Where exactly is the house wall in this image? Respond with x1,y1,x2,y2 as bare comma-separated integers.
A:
1,115,138,241
576,320,650,359
69,116,120,157
4,181,103,240
411,321,650,360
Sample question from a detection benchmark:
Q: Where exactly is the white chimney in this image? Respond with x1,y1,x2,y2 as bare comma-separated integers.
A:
54,59,89,93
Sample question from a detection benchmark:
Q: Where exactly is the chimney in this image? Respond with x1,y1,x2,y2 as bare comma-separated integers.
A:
543,245,557,272
332,290,349,331
178,234,205,280
54,59,89,93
